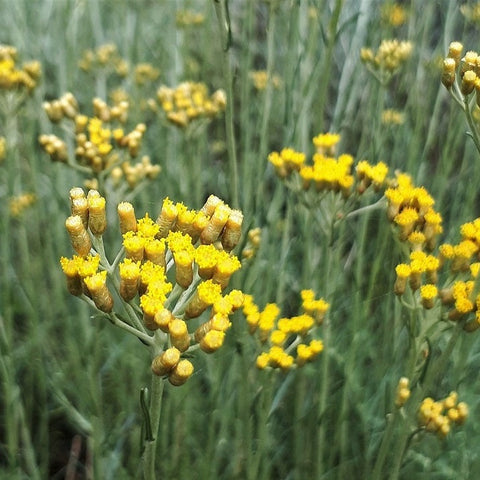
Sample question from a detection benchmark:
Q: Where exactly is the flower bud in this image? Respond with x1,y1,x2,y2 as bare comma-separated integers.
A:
461,70,477,96
156,198,177,237
117,202,137,234
169,318,190,352
200,204,231,244
173,250,194,288
88,196,107,236
199,330,225,353
151,347,181,376
168,359,194,386
65,215,92,257
84,271,113,312
119,260,140,301
221,209,243,252
153,308,173,332
442,57,457,90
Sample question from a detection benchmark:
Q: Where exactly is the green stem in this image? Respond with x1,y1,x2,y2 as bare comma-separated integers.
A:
463,96,480,156
370,409,401,480
388,323,463,480
316,0,345,132
142,373,166,480
213,0,239,208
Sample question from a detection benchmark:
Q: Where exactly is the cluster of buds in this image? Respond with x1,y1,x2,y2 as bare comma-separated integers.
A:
361,39,413,83
78,43,128,77
249,70,282,91
381,108,405,125
43,92,79,122
40,94,152,187
394,377,411,408
268,133,389,198
390,178,480,329
241,227,261,260
134,63,160,86
460,3,480,23
0,136,6,162
394,251,439,298
38,134,68,163
418,392,468,439
440,41,480,123
243,290,328,370
175,9,205,28
60,189,246,386
380,3,408,27
9,192,36,218
111,156,161,189
0,44,41,92
151,81,226,128
385,172,442,249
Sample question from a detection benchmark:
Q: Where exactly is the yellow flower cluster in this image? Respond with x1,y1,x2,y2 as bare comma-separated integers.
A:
60,253,113,313
313,132,341,156
241,227,261,260
243,290,328,370
460,2,480,23
0,44,41,92
9,193,36,217
418,392,468,439
390,178,480,327
380,3,408,27
134,63,160,85
60,189,246,386
78,43,128,77
153,81,226,128
441,41,480,105
385,172,442,248
394,377,410,408
110,155,161,189
269,133,389,197
176,9,205,27
0,136,6,162
361,39,413,76
40,94,152,183
268,148,306,178
381,109,405,125
249,70,282,91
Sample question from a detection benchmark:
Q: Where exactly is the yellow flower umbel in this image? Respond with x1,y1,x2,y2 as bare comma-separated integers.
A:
380,3,408,27
249,70,282,91
361,39,413,84
418,392,468,439
40,94,157,191
394,377,410,408
269,132,390,204
0,45,41,92
60,188,246,386
9,193,36,218
153,81,226,128
78,43,128,77
243,291,328,371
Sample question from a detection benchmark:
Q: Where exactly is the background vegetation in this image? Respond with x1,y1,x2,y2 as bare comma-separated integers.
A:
1,0,480,479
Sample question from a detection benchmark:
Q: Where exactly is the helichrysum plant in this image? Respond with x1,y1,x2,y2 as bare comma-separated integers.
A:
60,187,245,478
269,132,472,478
361,38,413,85
39,93,159,195
78,43,129,78
243,290,328,370
441,41,480,155
370,171,477,478
150,80,226,128
0,44,41,93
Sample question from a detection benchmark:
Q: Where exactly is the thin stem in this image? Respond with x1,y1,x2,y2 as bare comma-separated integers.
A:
213,0,239,208
142,374,166,480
